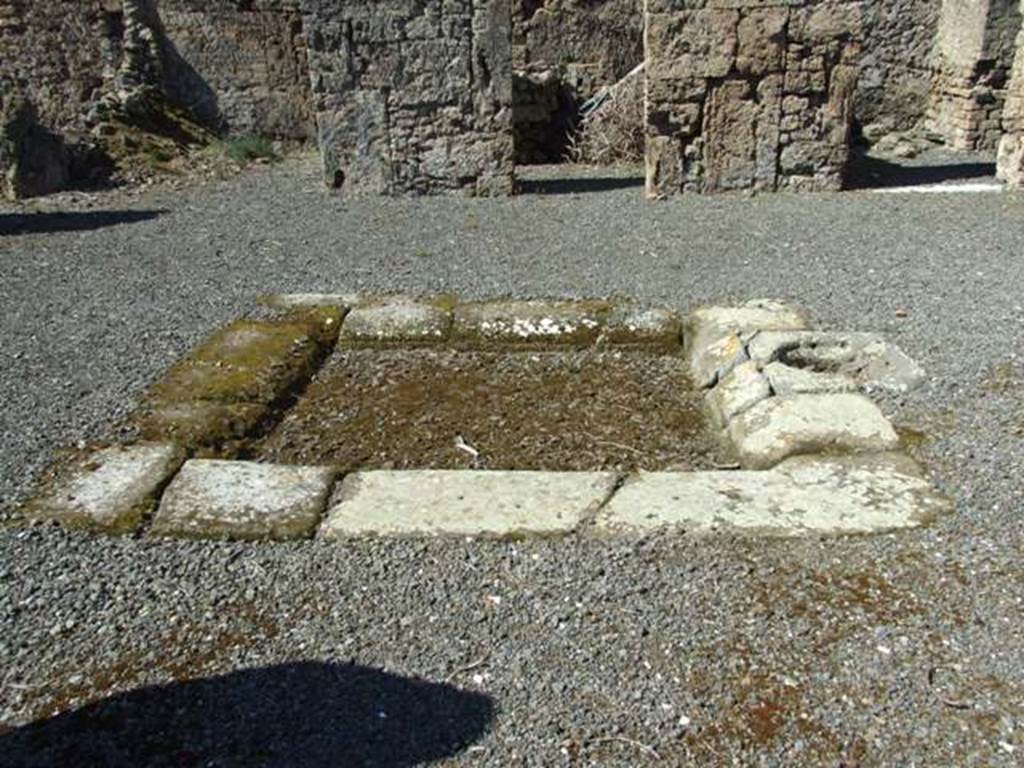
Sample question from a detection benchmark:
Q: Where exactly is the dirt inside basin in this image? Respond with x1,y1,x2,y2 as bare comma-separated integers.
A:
251,348,722,472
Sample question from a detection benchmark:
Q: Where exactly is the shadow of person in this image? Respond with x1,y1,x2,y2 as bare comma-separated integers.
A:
1,661,495,767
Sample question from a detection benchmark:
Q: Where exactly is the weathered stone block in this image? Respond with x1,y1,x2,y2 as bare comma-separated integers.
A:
452,300,612,347
599,306,683,349
151,459,337,540
25,443,186,534
727,392,900,469
321,470,618,538
340,298,452,344
596,453,950,536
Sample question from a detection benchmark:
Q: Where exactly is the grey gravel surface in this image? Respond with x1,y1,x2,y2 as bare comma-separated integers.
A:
1,153,1023,765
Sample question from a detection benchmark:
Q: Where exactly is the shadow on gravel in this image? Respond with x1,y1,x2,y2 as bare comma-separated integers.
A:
0,661,495,767
845,154,996,190
0,209,167,236
517,175,645,195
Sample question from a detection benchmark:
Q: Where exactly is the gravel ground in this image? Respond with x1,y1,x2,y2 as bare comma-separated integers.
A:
1,152,1023,766
254,348,716,472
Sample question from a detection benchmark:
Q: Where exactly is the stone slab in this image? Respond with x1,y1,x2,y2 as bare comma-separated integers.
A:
24,443,186,534
151,460,337,541
321,470,619,538
596,453,951,536
705,360,771,428
452,300,612,346
686,300,808,387
259,293,361,310
727,393,900,469
340,299,452,344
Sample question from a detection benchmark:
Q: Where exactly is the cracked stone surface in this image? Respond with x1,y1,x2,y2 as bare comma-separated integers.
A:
596,453,952,536
23,443,185,535
686,299,808,387
727,393,901,469
705,360,771,428
321,470,618,538
339,299,452,344
150,460,337,541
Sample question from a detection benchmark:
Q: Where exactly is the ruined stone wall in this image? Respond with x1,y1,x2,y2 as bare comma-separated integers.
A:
0,0,119,133
927,0,1023,150
155,0,314,139
300,0,514,196
645,0,862,196
513,0,644,96
857,0,939,133
997,6,1024,186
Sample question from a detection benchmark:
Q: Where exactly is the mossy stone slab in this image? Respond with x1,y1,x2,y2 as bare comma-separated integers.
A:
24,443,186,534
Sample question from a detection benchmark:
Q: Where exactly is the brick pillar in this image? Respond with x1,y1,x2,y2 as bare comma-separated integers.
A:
926,0,1022,151
997,7,1024,186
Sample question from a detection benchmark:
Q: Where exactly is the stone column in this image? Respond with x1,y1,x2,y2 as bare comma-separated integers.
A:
926,0,1022,151
997,7,1024,186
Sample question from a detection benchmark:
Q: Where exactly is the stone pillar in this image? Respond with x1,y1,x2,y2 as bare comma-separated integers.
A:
300,0,514,197
644,0,862,196
997,8,1024,186
926,0,1022,151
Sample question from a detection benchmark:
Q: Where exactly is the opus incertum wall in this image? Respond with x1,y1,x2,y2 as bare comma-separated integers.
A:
299,0,515,197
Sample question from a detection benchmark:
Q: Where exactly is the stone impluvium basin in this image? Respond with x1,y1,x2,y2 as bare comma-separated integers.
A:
21,296,951,542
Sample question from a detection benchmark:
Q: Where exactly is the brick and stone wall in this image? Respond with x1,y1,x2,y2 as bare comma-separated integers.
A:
997,6,1024,186
156,0,314,140
299,0,514,197
926,0,1023,150
644,0,863,196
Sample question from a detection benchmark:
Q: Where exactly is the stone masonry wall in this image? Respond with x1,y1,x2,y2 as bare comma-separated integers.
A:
997,5,1024,186
645,0,862,196
0,0,118,134
857,0,939,133
156,0,314,140
926,0,1023,150
300,0,514,196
